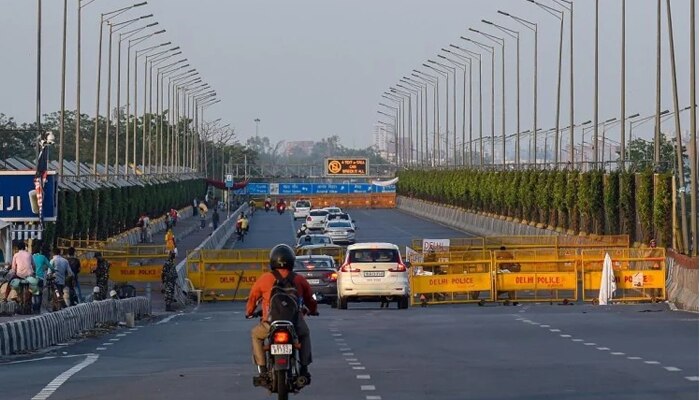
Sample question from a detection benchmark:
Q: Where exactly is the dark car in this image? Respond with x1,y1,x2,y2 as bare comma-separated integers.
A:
294,255,338,307
296,234,333,249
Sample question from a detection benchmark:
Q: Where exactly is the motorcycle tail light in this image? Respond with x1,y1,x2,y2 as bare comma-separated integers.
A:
327,272,338,282
273,331,290,344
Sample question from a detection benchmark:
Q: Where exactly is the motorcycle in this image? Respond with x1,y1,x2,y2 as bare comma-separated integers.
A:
249,309,316,400
277,203,286,215
264,201,271,212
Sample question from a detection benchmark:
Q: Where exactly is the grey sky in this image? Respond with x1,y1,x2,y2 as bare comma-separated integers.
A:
0,0,695,149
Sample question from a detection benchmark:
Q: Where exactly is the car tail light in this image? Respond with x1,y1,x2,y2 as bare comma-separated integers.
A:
273,331,290,344
340,263,360,273
389,263,407,272
327,272,338,282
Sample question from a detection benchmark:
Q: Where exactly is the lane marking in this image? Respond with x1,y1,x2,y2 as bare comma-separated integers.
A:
332,333,342,337
596,347,610,351
539,325,550,328
644,361,660,365
560,334,571,338
611,352,625,356
366,397,382,400
116,333,127,337
685,376,699,381
340,348,351,351
353,366,366,370
571,339,583,342
663,366,681,372
627,356,642,360
357,375,371,379
31,354,99,400
549,329,561,332
109,338,119,342
157,314,181,325
1,356,56,365
102,343,113,346
346,358,358,362
349,362,362,366
584,343,597,346
361,385,376,391
95,347,107,351
342,352,354,356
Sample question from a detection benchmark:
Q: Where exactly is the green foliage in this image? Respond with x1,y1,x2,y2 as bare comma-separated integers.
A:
566,171,579,232
618,171,635,237
589,170,605,234
653,173,672,247
604,172,620,235
552,171,567,228
636,169,654,243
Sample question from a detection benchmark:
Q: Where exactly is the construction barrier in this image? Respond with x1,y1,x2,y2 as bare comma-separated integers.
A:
581,248,666,303
187,249,268,301
492,249,578,303
254,194,397,209
410,250,493,305
411,235,629,253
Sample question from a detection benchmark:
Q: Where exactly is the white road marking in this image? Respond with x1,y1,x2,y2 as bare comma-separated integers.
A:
353,366,366,370
571,339,583,342
644,361,660,365
357,375,371,379
129,328,138,331
549,329,561,332
596,347,610,351
584,343,597,346
611,352,625,356
116,333,127,337
156,314,180,325
340,348,351,351
31,354,99,400
685,376,699,381
2,356,56,365
95,347,107,351
332,333,342,336
627,356,642,360
366,396,382,400
109,338,119,342
346,358,358,362
663,366,681,372
102,343,113,346
539,325,550,328
560,334,571,338
342,352,354,356
349,362,362,366
361,385,376,391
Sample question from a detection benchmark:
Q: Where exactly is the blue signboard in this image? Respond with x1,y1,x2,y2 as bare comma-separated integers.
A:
0,171,58,222
233,182,395,195
373,184,396,193
247,183,269,195
349,184,372,194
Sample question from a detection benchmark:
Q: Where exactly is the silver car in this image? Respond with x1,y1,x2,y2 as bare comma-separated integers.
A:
306,209,329,230
323,220,356,244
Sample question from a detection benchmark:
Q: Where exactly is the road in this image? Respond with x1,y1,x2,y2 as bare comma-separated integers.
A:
0,208,697,400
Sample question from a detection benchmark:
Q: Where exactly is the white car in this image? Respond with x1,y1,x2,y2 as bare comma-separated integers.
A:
323,220,356,244
305,209,329,230
323,206,343,215
293,200,312,220
336,242,409,309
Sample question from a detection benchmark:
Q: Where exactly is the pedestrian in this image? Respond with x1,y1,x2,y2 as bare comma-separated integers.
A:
212,208,220,231
170,208,179,227
139,213,151,243
165,228,177,256
161,251,178,311
3,241,35,302
66,247,82,304
48,247,73,307
199,203,208,230
93,252,110,301
31,242,49,313
193,197,198,217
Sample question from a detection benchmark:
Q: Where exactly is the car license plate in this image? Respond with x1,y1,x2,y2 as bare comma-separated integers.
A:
308,279,320,285
363,271,385,277
271,344,293,355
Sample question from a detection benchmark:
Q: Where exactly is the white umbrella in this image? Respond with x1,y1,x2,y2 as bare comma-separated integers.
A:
598,252,617,305
371,177,399,187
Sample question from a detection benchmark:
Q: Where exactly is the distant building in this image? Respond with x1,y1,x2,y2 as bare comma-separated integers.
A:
285,141,314,157
374,124,396,163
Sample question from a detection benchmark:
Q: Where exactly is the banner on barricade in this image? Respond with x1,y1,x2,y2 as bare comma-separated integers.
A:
496,272,576,290
110,265,163,282
406,247,423,264
422,239,450,253
412,273,491,292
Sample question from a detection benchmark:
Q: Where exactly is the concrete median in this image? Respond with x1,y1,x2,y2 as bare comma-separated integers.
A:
0,297,150,356
666,250,699,312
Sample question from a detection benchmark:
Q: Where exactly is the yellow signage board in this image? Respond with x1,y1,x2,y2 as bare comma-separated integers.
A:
584,270,665,290
110,265,163,282
496,272,577,291
412,273,491,292
325,158,368,176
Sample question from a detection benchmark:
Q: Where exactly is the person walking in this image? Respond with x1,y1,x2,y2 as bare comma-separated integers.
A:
161,251,178,311
66,247,82,304
93,252,110,301
199,204,208,230
31,242,49,313
212,209,220,231
48,248,73,307
165,228,177,256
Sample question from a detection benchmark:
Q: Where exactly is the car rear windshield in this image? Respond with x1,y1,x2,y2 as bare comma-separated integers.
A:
298,236,332,245
294,259,334,270
328,213,349,220
328,221,351,228
296,201,310,208
349,249,400,263
310,210,328,216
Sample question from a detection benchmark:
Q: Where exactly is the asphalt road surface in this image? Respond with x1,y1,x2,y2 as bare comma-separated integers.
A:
1,208,697,400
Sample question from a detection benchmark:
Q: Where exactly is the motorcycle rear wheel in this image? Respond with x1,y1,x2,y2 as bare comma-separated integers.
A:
276,370,288,400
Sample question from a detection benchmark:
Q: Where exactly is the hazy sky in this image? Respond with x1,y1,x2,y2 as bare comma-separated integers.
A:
0,0,695,148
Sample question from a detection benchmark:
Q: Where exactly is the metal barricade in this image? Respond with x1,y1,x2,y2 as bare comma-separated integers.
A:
581,248,666,303
410,251,493,305
187,249,269,301
493,249,578,303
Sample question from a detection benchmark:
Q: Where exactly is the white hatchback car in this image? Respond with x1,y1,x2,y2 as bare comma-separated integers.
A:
305,209,329,230
336,242,409,309
293,199,312,220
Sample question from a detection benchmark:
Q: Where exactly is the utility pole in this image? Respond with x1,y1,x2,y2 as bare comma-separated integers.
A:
689,0,698,256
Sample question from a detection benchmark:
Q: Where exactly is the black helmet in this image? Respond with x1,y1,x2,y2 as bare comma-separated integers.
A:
269,244,295,270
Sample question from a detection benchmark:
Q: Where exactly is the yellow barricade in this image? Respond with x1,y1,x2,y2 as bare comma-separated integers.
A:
493,249,578,303
187,249,269,301
581,248,666,303
411,235,630,252
410,255,494,305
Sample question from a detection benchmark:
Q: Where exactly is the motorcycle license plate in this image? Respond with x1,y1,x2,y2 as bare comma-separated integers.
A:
271,344,293,355
307,279,320,285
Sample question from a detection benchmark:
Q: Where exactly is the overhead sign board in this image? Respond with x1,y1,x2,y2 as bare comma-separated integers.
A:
325,158,368,176
225,174,234,189
0,171,58,222
230,182,394,195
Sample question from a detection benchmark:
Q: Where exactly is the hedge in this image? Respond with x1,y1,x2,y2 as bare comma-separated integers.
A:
397,169,671,244
43,178,205,245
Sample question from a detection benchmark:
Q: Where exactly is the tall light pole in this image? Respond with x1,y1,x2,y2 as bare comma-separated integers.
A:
59,0,68,178
254,118,261,137
146,47,180,174
469,28,506,167
448,45,483,166
412,71,440,166
423,64,449,166
405,76,430,166
690,0,698,256
390,87,413,165
438,53,470,166
36,0,42,162
428,60,457,166
460,37,494,166
382,93,404,166
654,0,662,165
157,60,189,172
498,10,537,165
399,81,424,163
92,3,148,175
620,0,626,169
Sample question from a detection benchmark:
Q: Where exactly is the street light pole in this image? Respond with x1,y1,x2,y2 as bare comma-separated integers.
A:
423,64,449,166
59,0,68,178
690,0,698,256
449,45,483,166
438,53,470,166
412,71,440,166
428,61,456,166
461,37,494,166
654,0,662,165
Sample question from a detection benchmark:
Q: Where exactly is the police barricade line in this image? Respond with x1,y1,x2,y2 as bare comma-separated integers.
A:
410,259,494,305
109,264,164,283
581,248,666,303
197,264,267,301
411,235,629,253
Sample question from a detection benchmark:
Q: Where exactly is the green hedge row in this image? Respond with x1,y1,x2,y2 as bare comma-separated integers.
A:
44,179,205,244
397,169,672,246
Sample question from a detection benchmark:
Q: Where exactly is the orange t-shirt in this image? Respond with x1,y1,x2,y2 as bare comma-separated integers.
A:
246,270,318,320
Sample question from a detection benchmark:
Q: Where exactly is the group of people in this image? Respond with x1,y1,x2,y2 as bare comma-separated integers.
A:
1,242,111,313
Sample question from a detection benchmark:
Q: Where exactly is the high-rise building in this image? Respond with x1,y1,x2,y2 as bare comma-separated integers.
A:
284,141,314,157
373,124,395,162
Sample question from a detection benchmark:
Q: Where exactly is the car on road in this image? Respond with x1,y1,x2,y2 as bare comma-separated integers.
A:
323,206,343,215
296,234,333,249
323,220,356,244
293,199,312,220
336,242,409,309
305,209,329,230
293,255,338,307
295,243,345,266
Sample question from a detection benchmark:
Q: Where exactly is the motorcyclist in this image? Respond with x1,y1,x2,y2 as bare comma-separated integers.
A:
276,198,286,213
246,244,318,386
296,224,308,238
248,199,256,214
264,197,272,211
